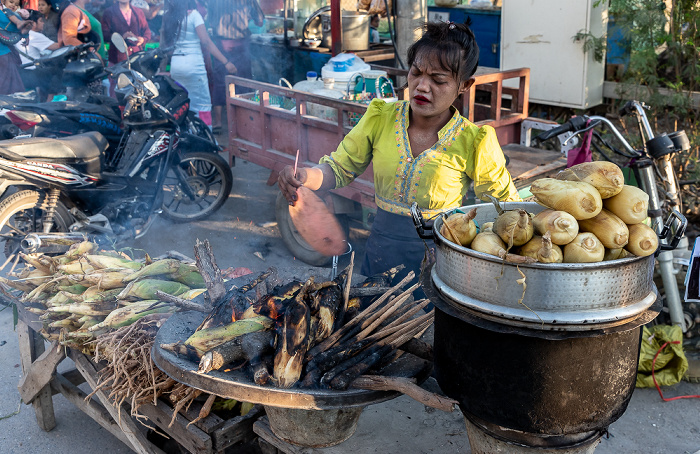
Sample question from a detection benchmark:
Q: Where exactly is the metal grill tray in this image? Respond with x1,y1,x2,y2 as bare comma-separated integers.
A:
431,202,657,329
152,310,431,410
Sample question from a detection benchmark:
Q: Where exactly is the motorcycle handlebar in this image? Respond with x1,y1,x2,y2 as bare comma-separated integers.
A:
534,116,589,142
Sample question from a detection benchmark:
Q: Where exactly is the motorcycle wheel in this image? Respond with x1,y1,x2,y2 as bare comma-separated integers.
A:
161,151,233,222
0,190,73,259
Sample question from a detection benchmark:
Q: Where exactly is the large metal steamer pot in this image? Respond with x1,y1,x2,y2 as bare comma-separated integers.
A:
430,202,657,330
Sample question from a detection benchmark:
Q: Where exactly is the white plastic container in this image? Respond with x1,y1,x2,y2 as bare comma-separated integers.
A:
293,71,344,122
321,56,371,89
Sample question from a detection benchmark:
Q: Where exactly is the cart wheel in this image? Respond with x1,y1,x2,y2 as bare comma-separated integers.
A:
275,192,338,267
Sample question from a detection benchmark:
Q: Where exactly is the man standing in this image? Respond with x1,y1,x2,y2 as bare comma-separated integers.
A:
208,0,264,133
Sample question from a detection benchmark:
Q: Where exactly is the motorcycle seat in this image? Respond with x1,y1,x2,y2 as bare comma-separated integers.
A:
0,132,106,177
0,131,107,160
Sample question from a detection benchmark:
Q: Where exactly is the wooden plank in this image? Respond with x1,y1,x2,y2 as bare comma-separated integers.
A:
603,81,700,108
69,350,160,454
50,373,138,451
17,321,56,432
512,157,568,184
61,367,86,387
211,405,264,452
137,398,212,454
180,400,226,434
18,341,65,404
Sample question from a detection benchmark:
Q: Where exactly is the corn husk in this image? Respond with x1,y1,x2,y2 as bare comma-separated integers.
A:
480,222,494,232
440,208,478,247
72,270,134,290
532,209,579,245
117,279,190,300
88,300,175,331
65,241,97,257
493,209,534,247
603,185,649,224
20,253,56,275
603,248,631,261
626,223,658,257
185,316,274,353
577,208,629,249
58,258,95,275
530,178,603,220
563,232,605,263
518,232,563,263
470,231,537,264
556,161,624,198
85,254,143,271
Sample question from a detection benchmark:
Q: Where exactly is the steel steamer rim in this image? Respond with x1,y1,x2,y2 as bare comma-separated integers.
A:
430,202,657,330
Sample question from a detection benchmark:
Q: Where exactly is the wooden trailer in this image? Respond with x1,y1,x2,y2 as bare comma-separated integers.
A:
225,67,568,265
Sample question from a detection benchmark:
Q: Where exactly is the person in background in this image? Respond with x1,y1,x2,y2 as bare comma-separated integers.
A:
278,21,520,284
101,0,150,61
207,0,264,133
59,0,92,46
21,0,38,9
16,11,62,99
0,1,32,94
37,0,59,40
369,13,380,44
161,0,237,128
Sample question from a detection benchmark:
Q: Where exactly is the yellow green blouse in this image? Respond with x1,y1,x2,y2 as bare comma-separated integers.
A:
320,98,521,218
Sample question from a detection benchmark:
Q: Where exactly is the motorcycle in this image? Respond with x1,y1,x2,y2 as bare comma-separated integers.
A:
0,65,232,258
3,39,216,149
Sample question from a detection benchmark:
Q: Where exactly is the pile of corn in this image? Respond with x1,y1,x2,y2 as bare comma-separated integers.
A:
1,240,206,355
441,161,657,263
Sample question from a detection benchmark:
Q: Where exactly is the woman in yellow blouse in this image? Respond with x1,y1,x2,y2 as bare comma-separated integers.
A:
278,21,520,281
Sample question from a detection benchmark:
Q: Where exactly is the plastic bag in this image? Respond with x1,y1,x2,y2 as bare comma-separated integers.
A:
636,324,688,388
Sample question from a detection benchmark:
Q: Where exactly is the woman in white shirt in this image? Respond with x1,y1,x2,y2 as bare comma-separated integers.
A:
161,0,236,127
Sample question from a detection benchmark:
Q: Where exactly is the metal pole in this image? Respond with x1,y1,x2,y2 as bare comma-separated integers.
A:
331,0,341,56
395,0,426,72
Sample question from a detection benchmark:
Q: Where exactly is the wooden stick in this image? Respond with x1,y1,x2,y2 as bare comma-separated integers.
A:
306,271,415,360
398,337,433,362
348,283,419,343
365,301,431,344
194,239,225,303
341,251,354,316
155,291,211,312
351,375,457,412
347,286,393,297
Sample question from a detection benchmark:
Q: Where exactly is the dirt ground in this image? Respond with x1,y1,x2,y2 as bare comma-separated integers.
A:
0,153,698,453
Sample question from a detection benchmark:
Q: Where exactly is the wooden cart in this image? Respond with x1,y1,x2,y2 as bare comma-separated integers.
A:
225,67,567,265
14,302,263,454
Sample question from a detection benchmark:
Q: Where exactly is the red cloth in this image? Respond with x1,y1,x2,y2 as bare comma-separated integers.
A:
100,4,151,64
566,118,593,167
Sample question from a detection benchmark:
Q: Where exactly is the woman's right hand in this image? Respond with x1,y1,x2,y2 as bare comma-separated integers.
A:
278,165,306,206
225,61,237,74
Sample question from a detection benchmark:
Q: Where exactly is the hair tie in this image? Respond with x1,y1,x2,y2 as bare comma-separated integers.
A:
448,21,456,30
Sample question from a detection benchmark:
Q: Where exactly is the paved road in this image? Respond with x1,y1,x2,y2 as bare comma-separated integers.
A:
0,157,698,453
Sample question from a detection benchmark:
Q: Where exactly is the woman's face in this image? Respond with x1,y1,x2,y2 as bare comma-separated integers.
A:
37,0,50,15
407,52,471,121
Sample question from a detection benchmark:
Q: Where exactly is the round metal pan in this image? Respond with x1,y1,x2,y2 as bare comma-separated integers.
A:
431,202,657,328
152,310,432,410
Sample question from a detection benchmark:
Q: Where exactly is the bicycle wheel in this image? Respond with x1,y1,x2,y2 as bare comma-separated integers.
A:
0,190,73,259
161,151,233,222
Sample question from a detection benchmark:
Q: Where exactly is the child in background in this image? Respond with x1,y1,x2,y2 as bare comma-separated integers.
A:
2,0,34,37
369,14,380,44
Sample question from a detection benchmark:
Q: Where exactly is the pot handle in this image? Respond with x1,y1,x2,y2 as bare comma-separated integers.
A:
410,202,434,239
657,210,687,252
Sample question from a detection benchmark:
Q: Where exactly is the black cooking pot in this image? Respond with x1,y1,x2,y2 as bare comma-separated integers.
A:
422,271,659,448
